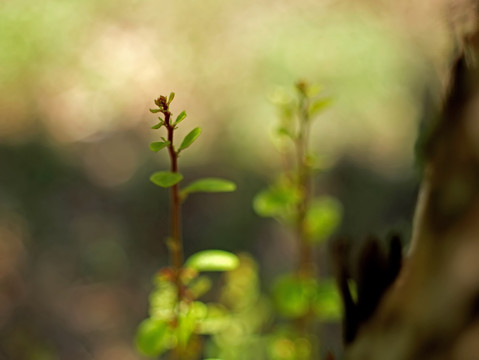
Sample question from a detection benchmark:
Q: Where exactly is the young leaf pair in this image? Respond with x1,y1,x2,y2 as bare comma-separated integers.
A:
149,127,200,153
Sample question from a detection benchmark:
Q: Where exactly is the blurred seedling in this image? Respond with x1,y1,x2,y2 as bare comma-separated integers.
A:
254,82,343,359
135,93,239,360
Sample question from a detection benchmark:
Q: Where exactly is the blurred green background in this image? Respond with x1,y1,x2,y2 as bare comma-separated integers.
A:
0,0,461,359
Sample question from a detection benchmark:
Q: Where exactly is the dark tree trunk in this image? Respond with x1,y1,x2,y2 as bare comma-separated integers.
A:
344,10,479,360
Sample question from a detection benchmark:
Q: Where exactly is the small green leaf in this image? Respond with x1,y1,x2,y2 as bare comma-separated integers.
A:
185,250,239,272
269,333,311,359
279,103,294,120
197,304,229,334
269,87,293,106
150,171,183,188
305,197,342,243
179,127,201,151
168,92,175,104
305,84,322,98
176,301,207,347
276,126,295,140
188,275,213,298
314,279,342,321
151,122,164,129
135,318,169,357
150,108,162,113
182,178,236,196
149,141,171,152
308,98,332,117
272,275,316,318
175,111,187,125
149,281,177,320
253,183,300,219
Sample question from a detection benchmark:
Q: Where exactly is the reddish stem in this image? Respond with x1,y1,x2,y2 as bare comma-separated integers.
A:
164,109,184,312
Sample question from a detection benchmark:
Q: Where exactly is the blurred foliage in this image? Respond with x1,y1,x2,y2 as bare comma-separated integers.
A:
252,82,342,359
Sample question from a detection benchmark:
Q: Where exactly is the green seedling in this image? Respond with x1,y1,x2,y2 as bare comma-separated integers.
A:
136,93,238,360
254,82,342,359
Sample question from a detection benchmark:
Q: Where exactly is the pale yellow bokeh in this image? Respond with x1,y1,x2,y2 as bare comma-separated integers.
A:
0,0,462,180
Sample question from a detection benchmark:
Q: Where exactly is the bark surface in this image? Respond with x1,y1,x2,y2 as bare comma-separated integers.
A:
345,13,479,360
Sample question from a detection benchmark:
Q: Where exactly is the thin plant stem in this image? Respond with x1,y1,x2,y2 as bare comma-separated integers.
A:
294,84,318,358
164,104,184,360
295,86,314,279
165,110,184,278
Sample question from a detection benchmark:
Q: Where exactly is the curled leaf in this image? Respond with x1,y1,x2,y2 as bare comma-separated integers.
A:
181,178,236,197
185,250,239,272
